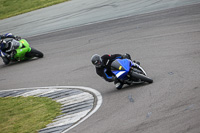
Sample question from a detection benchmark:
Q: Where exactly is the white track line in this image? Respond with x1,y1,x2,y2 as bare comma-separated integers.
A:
0,86,102,133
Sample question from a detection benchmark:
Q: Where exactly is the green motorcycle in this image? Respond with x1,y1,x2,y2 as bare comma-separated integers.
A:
0,39,43,65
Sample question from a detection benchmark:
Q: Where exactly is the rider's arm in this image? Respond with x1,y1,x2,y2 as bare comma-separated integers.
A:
111,53,132,60
96,67,115,82
110,54,123,59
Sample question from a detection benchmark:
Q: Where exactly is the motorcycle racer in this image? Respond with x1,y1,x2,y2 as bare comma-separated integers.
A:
91,53,140,89
0,33,22,64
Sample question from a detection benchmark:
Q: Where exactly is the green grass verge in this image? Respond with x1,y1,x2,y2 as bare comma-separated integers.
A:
0,0,70,20
0,96,62,133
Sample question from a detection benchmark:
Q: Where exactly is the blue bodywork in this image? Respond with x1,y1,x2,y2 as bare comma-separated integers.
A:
0,49,6,57
111,59,134,80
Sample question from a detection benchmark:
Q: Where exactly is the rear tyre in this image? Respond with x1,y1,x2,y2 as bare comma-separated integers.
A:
131,71,153,83
26,47,43,58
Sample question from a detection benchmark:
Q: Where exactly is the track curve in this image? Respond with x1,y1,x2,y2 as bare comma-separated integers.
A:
0,86,102,133
1,1,200,133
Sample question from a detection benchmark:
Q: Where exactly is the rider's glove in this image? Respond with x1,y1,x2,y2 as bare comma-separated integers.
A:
122,53,131,60
133,60,140,65
15,36,21,41
0,35,5,39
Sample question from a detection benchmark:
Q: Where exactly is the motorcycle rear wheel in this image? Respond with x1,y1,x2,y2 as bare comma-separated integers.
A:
26,47,43,58
131,71,153,83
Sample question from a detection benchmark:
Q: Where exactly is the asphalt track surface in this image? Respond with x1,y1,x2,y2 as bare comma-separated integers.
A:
1,0,200,37
1,1,200,133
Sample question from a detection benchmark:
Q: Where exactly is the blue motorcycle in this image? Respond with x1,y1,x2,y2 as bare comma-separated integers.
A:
111,59,153,89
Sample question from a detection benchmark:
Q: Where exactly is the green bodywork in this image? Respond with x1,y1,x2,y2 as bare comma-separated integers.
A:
13,39,31,61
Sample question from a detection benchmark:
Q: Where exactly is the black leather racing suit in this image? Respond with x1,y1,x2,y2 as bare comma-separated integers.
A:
95,54,124,82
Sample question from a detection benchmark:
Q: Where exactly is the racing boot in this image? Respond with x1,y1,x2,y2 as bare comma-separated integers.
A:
115,82,123,90
114,80,124,90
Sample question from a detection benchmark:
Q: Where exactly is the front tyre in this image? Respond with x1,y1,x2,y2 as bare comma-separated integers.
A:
2,57,10,65
131,71,153,83
26,47,43,58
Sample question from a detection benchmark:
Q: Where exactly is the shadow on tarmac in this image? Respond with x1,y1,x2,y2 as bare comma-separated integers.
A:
0,58,43,68
103,82,152,95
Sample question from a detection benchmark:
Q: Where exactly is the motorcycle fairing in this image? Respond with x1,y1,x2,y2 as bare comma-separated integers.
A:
14,39,31,60
111,59,132,79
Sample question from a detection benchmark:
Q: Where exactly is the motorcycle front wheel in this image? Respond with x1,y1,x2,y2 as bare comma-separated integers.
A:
131,71,153,83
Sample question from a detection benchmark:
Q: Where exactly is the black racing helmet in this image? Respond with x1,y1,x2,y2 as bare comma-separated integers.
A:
91,54,102,68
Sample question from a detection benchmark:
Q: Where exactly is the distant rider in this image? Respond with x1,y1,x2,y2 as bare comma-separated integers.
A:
0,33,21,64
91,53,140,89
